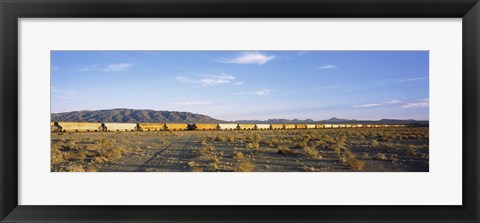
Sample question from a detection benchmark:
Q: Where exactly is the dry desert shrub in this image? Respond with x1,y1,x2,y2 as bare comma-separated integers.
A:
214,135,226,142
199,146,215,153
233,151,244,159
374,153,389,161
370,140,379,148
407,145,417,156
253,133,262,142
303,147,322,159
361,152,369,159
347,158,365,171
245,142,260,150
64,150,87,161
296,140,308,148
278,146,296,156
235,161,254,172
344,149,365,171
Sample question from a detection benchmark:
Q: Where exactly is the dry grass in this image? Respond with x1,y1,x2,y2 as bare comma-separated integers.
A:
407,145,417,156
370,140,379,148
52,127,428,172
278,146,296,156
303,147,322,159
374,153,389,161
245,142,260,150
233,151,244,159
236,161,254,172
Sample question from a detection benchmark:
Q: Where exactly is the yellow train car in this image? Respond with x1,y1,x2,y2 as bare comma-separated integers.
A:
218,123,238,130
104,123,138,131
307,124,316,129
255,124,271,130
324,124,332,128
284,124,296,129
316,124,326,129
296,124,307,129
271,124,284,130
165,123,188,131
138,123,165,131
238,124,255,130
57,122,103,132
331,124,340,128
194,123,219,130
339,124,346,128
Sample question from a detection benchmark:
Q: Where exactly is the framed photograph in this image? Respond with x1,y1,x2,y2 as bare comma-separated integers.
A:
1,0,479,222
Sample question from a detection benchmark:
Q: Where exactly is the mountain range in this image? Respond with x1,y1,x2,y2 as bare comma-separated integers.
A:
51,109,429,125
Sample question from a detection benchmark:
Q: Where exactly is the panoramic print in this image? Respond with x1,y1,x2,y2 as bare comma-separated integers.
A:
51,51,429,172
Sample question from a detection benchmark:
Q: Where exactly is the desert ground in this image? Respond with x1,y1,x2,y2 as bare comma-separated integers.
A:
51,127,429,172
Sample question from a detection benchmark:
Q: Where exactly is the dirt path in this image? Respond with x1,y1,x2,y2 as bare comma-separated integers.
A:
99,144,173,172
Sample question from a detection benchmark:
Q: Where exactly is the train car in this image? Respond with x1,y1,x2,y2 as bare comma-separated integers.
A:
307,124,316,129
346,124,352,128
165,123,188,131
194,123,219,131
339,124,346,128
331,124,340,128
357,124,363,128
296,124,307,129
284,124,296,130
57,122,104,132
104,123,138,131
365,124,372,128
255,124,271,130
316,124,326,129
324,124,332,129
351,124,357,128
138,123,165,131
238,124,255,130
218,123,238,130
271,124,284,130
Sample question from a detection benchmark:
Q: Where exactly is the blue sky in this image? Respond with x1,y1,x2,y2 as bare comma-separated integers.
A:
51,51,429,121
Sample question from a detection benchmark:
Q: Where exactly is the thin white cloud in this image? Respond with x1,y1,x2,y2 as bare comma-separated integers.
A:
104,63,133,72
51,66,60,71
176,73,239,87
232,81,245,86
172,101,211,105
217,52,275,65
402,98,429,108
353,103,381,108
352,99,401,108
254,88,274,95
78,66,96,71
78,63,133,72
319,64,338,70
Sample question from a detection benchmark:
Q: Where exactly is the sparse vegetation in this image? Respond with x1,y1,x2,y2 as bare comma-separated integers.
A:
51,127,429,172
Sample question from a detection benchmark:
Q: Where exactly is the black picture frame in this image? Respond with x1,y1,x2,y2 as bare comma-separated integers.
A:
1,0,479,222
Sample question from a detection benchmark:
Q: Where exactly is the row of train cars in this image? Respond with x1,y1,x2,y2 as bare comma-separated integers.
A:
50,122,408,133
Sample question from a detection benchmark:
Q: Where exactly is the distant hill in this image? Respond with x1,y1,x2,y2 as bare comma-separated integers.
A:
51,109,224,123
235,117,428,125
51,109,428,125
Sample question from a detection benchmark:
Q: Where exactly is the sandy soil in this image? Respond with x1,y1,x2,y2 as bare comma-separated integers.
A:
51,127,429,172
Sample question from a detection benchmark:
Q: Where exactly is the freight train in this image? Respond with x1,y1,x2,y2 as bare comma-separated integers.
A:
50,121,408,132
